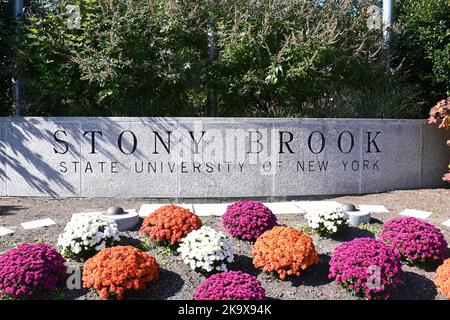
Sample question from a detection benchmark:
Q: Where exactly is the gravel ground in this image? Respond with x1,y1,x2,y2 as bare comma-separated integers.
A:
0,188,449,300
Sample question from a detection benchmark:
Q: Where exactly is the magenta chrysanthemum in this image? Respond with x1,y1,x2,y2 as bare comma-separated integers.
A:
329,238,403,300
194,271,266,300
379,217,448,264
0,243,67,298
222,201,277,241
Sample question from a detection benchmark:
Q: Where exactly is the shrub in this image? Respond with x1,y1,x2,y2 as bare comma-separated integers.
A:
140,204,202,246
329,238,403,300
222,201,277,241
304,207,348,237
57,213,120,259
177,226,234,273
252,226,319,280
82,246,159,300
194,271,266,300
19,0,209,116
14,0,421,119
214,0,401,117
435,258,450,299
379,217,448,265
394,0,450,107
0,243,67,299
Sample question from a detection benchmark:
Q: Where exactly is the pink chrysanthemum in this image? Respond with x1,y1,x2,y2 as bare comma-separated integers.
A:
194,271,266,300
379,217,448,264
0,243,67,298
329,238,403,300
222,201,277,241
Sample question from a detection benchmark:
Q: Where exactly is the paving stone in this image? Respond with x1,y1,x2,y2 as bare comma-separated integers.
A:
138,203,194,218
262,202,306,215
399,209,432,220
358,204,390,213
293,201,341,213
0,226,14,236
20,218,56,230
192,203,231,216
441,219,450,228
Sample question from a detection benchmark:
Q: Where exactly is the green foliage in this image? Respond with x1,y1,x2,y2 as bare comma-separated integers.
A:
299,225,317,236
21,0,210,116
3,0,432,118
394,0,450,108
213,0,399,117
139,240,152,252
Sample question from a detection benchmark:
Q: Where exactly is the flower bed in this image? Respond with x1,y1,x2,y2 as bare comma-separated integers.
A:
57,213,120,259
329,238,403,300
178,226,234,273
305,207,348,236
140,205,202,246
435,258,450,299
252,226,319,279
83,246,159,300
222,201,277,241
194,271,266,300
0,243,67,299
379,217,448,265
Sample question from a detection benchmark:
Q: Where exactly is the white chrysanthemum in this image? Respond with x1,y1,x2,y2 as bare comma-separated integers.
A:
57,213,120,258
305,207,348,236
177,226,234,273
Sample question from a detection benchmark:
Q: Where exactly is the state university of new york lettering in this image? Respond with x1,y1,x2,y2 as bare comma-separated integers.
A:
51,129,382,175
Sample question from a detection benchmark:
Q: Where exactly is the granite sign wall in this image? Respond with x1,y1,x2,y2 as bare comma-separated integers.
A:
0,117,448,198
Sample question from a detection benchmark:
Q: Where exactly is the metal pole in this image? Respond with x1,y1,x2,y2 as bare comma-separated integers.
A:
206,0,218,117
382,0,393,69
12,0,24,116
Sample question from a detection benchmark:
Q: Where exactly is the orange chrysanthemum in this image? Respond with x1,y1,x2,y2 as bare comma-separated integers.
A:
435,258,450,299
140,205,202,246
252,226,319,280
82,246,159,300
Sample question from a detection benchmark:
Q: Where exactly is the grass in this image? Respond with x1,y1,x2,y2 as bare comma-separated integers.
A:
359,223,382,235
299,225,316,235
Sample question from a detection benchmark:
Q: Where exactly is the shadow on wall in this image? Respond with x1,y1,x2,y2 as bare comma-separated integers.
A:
1,118,77,196
0,117,180,197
